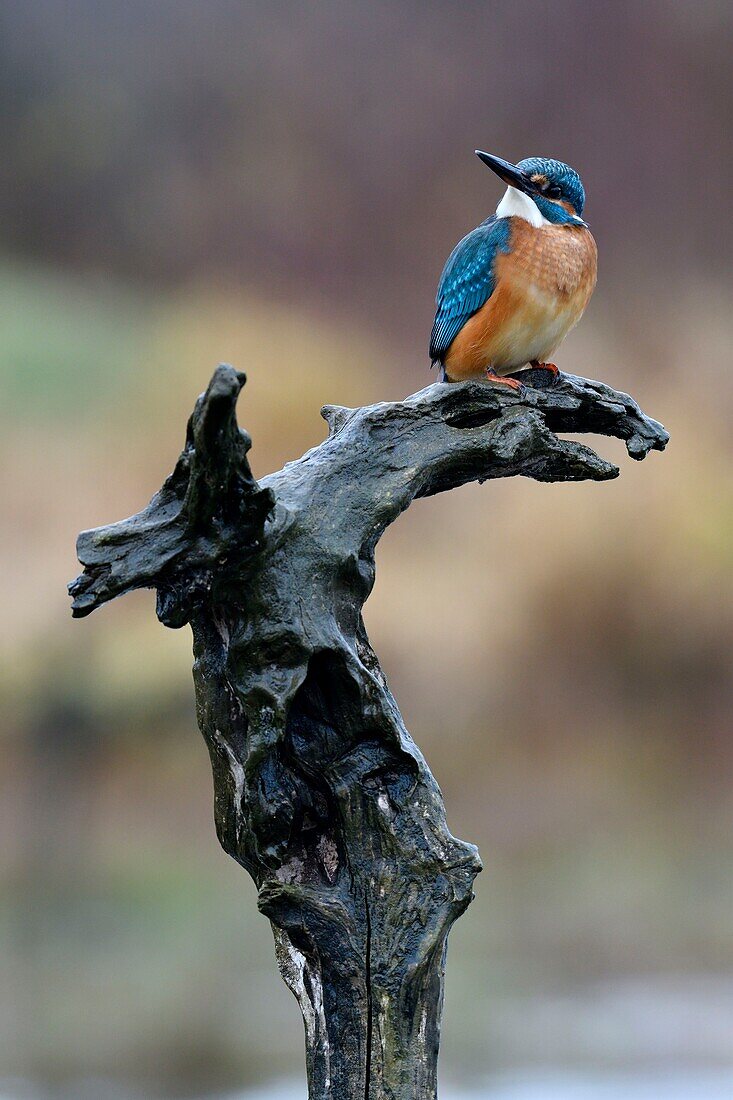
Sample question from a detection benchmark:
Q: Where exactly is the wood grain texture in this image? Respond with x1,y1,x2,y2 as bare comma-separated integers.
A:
70,366,667,1099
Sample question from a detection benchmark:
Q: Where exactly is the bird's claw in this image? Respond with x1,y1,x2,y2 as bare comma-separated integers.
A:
525,362,561,388
484,368,526,397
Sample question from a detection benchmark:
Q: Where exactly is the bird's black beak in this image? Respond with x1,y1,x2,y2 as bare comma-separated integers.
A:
475,151,539,195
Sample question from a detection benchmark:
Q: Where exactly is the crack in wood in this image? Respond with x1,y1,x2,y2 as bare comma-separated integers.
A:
364,885,373,1100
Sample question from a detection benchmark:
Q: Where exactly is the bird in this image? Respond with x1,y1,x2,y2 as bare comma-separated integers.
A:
430,151,597,390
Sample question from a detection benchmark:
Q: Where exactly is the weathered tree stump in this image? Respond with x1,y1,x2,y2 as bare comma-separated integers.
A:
70,366,667,1099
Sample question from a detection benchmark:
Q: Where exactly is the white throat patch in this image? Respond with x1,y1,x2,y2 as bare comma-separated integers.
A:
496,186,550,228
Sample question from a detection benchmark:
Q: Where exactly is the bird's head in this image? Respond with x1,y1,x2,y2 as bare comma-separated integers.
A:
476,151,587,227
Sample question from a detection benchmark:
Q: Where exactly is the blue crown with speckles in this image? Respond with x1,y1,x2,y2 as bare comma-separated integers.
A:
517,157,586,216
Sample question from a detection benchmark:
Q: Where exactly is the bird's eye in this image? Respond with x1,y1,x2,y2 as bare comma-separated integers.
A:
545,184,562,199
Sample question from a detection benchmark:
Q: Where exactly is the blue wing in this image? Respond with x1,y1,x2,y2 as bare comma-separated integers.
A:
430,215,511,364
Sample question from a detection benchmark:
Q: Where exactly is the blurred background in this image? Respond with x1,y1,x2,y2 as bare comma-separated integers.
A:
1,2,732,1098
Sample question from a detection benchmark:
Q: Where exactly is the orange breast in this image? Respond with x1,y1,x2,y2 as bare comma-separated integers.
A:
445,220,597,379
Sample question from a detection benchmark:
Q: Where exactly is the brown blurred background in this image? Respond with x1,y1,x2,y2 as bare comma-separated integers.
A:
1,2,732,1097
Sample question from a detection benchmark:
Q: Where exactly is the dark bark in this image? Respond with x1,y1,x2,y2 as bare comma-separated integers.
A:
70,365,668,1099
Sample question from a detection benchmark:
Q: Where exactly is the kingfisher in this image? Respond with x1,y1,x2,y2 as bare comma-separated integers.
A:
430,151,597,390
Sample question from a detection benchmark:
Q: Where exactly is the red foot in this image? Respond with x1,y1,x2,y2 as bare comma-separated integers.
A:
485,367,525,393
529,361,560,377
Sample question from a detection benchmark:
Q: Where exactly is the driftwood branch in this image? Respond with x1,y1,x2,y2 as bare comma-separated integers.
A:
70,365,667,1099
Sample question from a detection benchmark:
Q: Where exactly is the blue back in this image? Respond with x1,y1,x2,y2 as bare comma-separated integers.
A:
430,216,511,364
